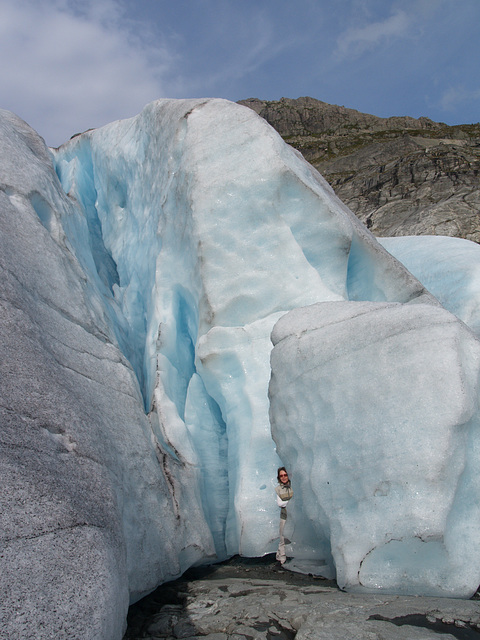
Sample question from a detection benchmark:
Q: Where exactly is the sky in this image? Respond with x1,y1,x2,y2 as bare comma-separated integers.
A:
1,0,479,148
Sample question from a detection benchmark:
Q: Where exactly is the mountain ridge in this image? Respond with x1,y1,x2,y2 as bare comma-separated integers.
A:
238,97,480,242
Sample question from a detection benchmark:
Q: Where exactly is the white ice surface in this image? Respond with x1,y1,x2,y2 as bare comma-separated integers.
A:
380,235,480,337
269,300,480,597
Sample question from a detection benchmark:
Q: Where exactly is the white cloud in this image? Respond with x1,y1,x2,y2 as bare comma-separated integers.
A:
0,0,177,145
334,9,410,61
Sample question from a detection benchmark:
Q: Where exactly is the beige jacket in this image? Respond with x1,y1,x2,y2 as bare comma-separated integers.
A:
275,482,293,520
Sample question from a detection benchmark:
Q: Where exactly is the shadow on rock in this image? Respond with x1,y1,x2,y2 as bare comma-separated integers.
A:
123,555,480,640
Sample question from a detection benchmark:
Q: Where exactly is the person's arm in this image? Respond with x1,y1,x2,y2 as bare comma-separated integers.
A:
276,494,289,508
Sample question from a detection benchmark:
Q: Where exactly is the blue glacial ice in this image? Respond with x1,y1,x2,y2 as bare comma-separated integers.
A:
52,98,438,566
2,96,480,640
379,235,480,338
51,99,480,594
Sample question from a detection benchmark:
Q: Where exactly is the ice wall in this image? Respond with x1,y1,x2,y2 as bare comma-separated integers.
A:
269,300,480,597
53,98,433,561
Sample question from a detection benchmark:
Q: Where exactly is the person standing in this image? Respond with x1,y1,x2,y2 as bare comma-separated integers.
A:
275,467,293,565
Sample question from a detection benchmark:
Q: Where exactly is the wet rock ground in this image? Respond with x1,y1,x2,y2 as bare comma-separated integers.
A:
123,555,480,640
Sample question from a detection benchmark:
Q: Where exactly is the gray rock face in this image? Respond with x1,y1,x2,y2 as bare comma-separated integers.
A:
239,97,480,241
239,97,439,138
125,557,480,640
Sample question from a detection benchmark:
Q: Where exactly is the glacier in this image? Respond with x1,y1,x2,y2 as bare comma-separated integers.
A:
379,235,480,339
270,300,480,596
1,97,480,639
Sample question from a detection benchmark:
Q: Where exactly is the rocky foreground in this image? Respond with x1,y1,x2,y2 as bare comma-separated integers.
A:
124,556,480,640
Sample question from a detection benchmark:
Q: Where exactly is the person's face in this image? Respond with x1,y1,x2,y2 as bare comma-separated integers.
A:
279,471,289,484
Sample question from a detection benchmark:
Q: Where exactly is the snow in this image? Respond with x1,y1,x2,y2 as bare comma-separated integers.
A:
2,97,480,640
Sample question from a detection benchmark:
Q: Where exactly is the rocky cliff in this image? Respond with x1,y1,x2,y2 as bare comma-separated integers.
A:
239,97,480,242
